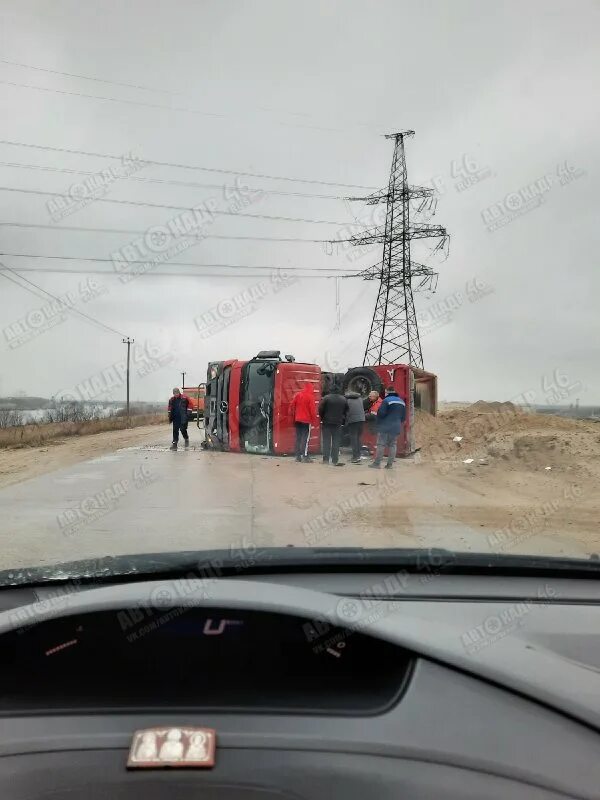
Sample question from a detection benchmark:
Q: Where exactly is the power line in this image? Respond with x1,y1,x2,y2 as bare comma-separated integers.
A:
0,138,377,189
0,252,358,273
0,159,353,201
0,76,351,136
5,265,348,280
0,57,387,136
0,57,175,94
0,219,350,244
0,261,128,336
0,184,362,226
0,77,229,119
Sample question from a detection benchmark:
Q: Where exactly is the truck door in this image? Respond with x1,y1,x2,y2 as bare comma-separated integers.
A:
239,360,275,454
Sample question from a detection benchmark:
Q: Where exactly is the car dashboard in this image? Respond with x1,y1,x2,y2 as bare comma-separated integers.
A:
0,570,599,799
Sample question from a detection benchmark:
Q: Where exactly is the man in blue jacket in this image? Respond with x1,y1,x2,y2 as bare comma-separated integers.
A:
369,385,406,469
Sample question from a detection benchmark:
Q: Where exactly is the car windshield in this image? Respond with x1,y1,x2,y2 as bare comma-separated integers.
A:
0,0,598,579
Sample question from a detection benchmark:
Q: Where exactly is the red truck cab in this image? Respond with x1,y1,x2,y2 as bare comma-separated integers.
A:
204,352,321,456
182,385,206,422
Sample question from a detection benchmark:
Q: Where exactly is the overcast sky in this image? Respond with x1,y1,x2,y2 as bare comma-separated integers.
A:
0,0,598,405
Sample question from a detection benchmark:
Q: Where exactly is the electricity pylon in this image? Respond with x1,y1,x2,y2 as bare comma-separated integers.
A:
347,131,449,368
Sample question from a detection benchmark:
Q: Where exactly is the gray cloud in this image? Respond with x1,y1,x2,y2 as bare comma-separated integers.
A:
0,0,598,404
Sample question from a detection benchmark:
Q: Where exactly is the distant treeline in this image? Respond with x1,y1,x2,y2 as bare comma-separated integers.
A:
0,397,163,411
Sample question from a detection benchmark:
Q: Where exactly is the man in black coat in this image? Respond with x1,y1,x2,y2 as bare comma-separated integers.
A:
168,387,191,451
318,391,348,466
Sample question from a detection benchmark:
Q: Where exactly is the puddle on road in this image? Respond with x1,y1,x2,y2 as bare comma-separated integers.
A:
89,454,123,463
54,471,107,484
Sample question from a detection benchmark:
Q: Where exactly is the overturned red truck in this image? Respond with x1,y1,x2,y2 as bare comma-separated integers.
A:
202,350,436,458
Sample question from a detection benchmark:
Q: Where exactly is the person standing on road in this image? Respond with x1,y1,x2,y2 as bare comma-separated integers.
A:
290,382,318,463
168,387,191,451
345,390,366,464
318,390,348,466
369,385,406,469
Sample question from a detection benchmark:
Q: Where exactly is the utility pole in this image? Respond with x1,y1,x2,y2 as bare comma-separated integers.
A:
347,131,449,368
122,337,134,426
181,371,186,388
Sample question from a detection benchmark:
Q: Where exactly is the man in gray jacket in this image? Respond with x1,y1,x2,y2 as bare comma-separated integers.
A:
344,391,366,463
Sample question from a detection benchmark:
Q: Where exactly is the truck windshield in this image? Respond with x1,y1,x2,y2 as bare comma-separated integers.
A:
240,361,275,454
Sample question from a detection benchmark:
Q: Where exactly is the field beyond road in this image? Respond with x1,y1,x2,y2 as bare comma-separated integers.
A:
0,403,598,570
0,421,165,490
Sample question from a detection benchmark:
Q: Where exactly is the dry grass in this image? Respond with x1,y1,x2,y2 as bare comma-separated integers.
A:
0,413,164,449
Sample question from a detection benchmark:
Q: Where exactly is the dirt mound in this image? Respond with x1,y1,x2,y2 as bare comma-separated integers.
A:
469,400,517,413
416,405,600,479
414,409,455,449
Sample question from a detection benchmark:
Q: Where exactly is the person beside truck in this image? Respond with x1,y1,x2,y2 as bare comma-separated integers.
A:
168,388,191,451
290,382,318,463
364,390,383,415
369,385,406,469
344,390,366,464
318,390,348,466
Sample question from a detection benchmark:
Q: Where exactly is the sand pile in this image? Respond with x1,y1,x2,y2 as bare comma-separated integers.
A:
469,400,517,413
414,405,600,477
413,409,455,449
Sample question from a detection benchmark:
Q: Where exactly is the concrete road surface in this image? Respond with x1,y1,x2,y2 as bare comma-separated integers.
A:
0,428,594,571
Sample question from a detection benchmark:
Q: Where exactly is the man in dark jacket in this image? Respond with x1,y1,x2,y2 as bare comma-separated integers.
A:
345,391,366,464
168,387,191,451
318,391,348,466
369,386,406,469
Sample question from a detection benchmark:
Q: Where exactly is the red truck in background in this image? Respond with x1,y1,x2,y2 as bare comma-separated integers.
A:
203,350,436,458
182,385,206,422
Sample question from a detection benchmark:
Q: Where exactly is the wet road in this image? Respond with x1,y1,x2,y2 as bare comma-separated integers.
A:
0,428,593,571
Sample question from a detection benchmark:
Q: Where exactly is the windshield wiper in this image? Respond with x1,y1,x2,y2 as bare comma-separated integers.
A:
0,547,599,588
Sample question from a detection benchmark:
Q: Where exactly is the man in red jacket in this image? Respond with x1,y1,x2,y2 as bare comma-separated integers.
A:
289,382,318,463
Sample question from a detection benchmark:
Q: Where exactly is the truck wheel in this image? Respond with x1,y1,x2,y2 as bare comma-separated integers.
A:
322,371,351,395
333,372,345,393
342,366,383,398
321,372,335,396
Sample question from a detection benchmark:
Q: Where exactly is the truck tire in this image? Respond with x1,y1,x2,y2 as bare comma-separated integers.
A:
321,371,346,396
333,372,345,393
342,366,383,398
